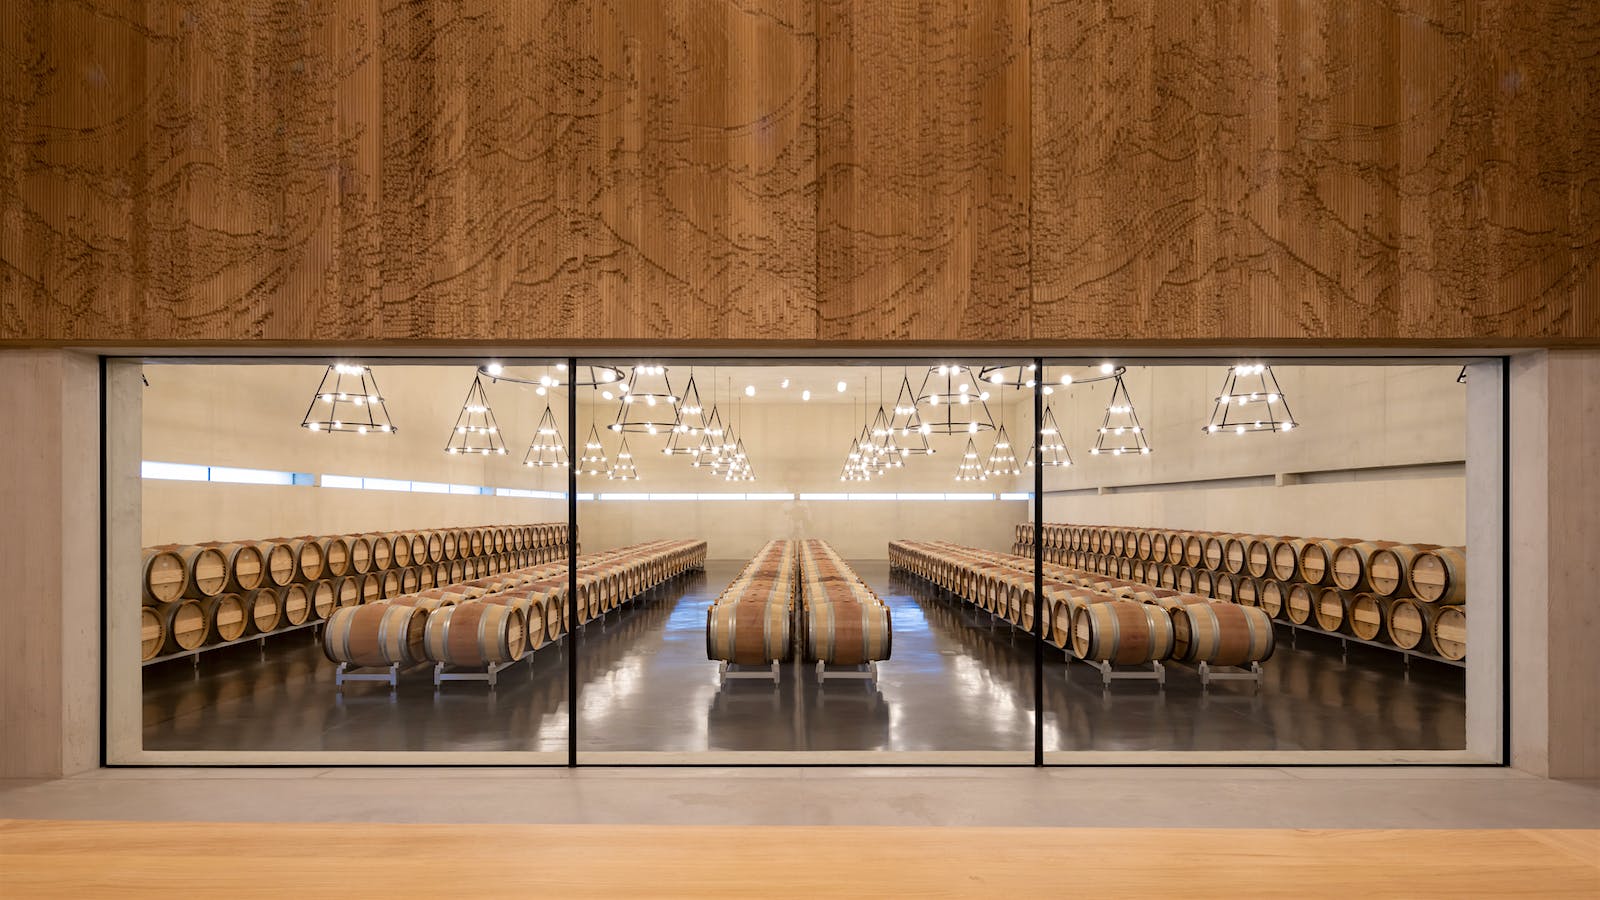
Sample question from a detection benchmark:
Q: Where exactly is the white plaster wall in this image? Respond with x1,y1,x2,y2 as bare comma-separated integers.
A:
1039,364,1467,544
141,364,569,544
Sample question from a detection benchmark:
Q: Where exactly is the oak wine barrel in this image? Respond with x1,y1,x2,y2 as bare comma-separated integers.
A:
1365,544,1439,597
345,535,373,574
1314,587,1347,633
283,538,326,582
1429,606,1466,661
1408,547,1466,605
1346,593,1386,641
309,580,337,620
1170,602,1275,666
706,600,791,665
323,604,429,668
200,593,248,643
1298,538,1352,587
158,599,208,654
281,583,311,626
254,540,297,587
142,548,188,604
1270,539,1305,582
1387,598,1441,653
806,601,892,665
243,587,282,634
1260,580,1286,618
1071,601,1175,664
203,542,266,593
1286,584,1315,625
1235,576,1260,608
140,606,165,661
1331,540,1400,592
423,602,527,665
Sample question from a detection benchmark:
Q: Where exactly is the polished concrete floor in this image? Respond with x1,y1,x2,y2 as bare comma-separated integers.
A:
142,560,1465,754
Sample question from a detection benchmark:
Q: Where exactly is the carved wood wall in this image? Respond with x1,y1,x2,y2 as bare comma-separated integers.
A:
2,1,1595,344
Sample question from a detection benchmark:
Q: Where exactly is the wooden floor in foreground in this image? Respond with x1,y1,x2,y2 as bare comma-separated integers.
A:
3,820,1597,898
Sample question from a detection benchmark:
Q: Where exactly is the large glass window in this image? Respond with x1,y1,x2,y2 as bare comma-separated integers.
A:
105,355,1502,765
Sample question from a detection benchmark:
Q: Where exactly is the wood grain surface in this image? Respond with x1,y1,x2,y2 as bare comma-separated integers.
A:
2,820,1597,898
1,1,1595,344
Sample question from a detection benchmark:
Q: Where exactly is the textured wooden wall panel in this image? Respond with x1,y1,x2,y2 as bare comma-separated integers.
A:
1,1,1596,344
816,0,1031,341
1029,0,1600,342
0,0,818,342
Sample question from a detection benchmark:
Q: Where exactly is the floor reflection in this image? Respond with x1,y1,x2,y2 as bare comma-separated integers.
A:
142,560,1465,754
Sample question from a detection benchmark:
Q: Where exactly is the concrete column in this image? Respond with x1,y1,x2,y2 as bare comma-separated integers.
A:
1509,350,1600,779
0,350,101,778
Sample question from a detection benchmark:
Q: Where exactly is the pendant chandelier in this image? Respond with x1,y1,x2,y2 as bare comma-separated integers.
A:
301,364,397,435
663,373,706,456
445,374,506,456
887,371,934,455
578,424,610,477
1203,363,1298,435
522,406,568,468
607,437,639,480
864,371,905,468
610,364,681,436
976,363,1038,389
916,364,996,435
985,425,1022,478
953,437,987,482
691,405,726,470
724,437,754,482
1026,408,1073,467
1089,374,1151,457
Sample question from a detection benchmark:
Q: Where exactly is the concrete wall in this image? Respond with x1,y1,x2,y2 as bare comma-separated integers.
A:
578,386,1031,559
0,351,100,778
141,364,568,544
1040,365,1467,545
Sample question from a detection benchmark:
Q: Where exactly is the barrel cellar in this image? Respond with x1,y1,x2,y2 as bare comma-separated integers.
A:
132,360,1473,761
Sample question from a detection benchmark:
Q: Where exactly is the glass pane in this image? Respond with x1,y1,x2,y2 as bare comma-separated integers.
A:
117,360,569,762
575,361,1036,762
1037,360,1491,760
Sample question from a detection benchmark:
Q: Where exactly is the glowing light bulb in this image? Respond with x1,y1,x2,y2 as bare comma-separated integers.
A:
487,363,503,376
602,391,613,400
837,381,847,393
1099,362,1114,375
744,385,755,397
1281,422,1294,431
308,422,320,431
1061,374,1073,385
990,372,1004,384
1236,425,1246,435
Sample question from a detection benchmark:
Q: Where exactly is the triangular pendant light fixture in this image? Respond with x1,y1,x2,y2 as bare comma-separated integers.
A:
1203,364,1298,436
445,374,506,456
1026,408,1073,467
302,364,397,435
663,373,706,456
610,364,681,436
985,425,1022,478
522,406,568,468
888,371,934,455
1203,361,1292,435
692,404,726,470
917,364,997,435
1089,374,1151,457
607,437,639,480
954,437,988,482
578,424,610,476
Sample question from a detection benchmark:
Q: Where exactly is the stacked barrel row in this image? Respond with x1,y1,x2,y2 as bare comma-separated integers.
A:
324,539,707,674
890,540,1275,671
706,541,799,664
139,524,572,661
1014,523,1466,661
797,541,892,665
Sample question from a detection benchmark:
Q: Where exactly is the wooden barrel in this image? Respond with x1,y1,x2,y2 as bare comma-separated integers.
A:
363,534,394,571
401,567,422,594
142,548,188,604
158,599,208,653
1235,576,1260,608
1430,605,1466,661
1071,601,1174,664
469,529,486,557
140,606,166,661
1346,593,1385,641
1260,580,1286,618
1223,535,1250,574
391,534,414,568
1314,587,1347,633
284,538,326,582
482,594,547,651
1298,538,1349,587
423,602,526,665
1136,531,1154,560
407,533,428,566
1331,540,1399,592
1170,602,1275,666
806,600,892,664
345,535,373,574
1270,539,1304,582
1408,547,1467,605
706,599,791,664
1193,569,1215,599
426,531,445,563
1149,532,1167,563
1202,534,1228,571
379,570,401,599
309,580,337,620
544,593,566,640
1245,537,1276,578
204,542,266,593
358,572,382,605
201,593,248,643
323,603,429,667
1183,535,1204,567
281,583,311,626
1164,532,1185,565
1213,572,1237,605
1387,597,1441,653
329,575,361,608
253,540,297,587
1286,583,1315,625
1365,544,1438,597
243,587,282,634
441,529,459,561
1176,568,1197,594
313,536,351,577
